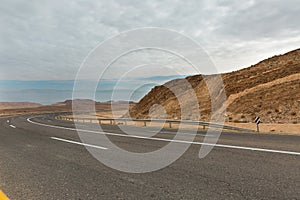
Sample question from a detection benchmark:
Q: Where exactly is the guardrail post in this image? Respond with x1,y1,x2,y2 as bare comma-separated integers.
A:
169,122,172,128
110,119,112,125
203,125,206,129
99,119,101,124
144,121,147,126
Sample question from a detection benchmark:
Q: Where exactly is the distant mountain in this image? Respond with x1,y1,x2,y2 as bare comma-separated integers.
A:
105,100,136,104
53,99,136,106
0,99,136,117
129,49,300,123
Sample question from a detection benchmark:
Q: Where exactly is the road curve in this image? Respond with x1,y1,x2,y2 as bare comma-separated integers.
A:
0,114,300,199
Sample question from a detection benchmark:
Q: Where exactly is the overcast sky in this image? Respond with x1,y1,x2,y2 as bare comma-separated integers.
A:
0,0,299,80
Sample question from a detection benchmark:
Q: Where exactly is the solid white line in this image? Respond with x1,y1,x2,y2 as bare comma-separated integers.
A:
9,125,16,128
149,130,212,137
27,117,300,156
51,137,108,150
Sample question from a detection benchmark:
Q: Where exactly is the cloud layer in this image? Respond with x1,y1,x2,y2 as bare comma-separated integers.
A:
0,0,299,80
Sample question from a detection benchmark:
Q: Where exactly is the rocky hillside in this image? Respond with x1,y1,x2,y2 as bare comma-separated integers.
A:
129,49,300,123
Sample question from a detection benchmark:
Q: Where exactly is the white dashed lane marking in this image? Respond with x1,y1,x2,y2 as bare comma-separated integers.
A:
51,137,108,150
9,125,16,129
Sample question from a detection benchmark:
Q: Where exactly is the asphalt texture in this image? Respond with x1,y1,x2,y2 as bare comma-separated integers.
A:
0,114,299,199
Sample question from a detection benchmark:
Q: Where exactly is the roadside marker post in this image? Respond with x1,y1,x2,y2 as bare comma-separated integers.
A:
254,117,261,132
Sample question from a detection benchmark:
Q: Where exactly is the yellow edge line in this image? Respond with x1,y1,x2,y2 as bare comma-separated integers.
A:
0,190,9,200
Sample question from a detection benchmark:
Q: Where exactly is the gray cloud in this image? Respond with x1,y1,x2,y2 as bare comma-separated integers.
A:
0,0,299,80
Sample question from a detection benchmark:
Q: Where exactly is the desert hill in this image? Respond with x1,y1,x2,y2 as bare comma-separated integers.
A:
0,102,42,110
0,99,135,118
129,49,300,123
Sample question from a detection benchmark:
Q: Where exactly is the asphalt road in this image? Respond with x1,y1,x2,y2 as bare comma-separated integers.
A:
0,115,299,199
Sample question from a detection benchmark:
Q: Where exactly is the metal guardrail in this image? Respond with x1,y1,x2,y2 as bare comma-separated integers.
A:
56,115,255,132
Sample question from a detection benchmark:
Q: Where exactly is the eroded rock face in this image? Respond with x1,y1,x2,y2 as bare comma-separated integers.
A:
129,49,300,123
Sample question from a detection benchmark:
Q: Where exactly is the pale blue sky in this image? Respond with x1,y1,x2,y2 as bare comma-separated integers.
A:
0,76,185,104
